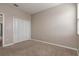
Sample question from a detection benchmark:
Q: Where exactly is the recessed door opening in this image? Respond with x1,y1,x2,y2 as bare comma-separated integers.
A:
0,13,3,47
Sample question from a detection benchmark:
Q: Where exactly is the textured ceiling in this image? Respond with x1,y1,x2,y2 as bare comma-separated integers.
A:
0,3,62,14
12,3,62,14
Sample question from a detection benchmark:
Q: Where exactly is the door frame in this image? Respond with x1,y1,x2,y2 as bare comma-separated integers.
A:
13,16,16,44
0,12,4,47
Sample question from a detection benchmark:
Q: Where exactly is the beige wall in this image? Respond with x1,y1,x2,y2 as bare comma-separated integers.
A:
0,4,31,46
31,4,77,49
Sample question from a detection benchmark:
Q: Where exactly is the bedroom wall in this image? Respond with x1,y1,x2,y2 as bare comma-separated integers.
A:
0,4,31,46
31,4,77,49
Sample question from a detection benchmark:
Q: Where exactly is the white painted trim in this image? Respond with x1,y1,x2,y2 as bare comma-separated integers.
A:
3,43,14,47
32,39,77,51
3,39,31,47
13,16,16,44
0,12,4,47
13,39,30,44
3,13,5,47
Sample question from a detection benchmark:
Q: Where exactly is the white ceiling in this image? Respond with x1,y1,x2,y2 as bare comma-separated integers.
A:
10,3,62,15
16,3,61,14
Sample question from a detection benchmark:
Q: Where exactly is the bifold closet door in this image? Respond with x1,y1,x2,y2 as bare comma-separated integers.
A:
13,17,27,43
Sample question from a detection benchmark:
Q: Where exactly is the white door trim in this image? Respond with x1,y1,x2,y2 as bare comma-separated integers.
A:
0,12,4,47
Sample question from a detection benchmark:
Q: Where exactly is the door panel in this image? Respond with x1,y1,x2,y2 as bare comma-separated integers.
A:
13,17,27,43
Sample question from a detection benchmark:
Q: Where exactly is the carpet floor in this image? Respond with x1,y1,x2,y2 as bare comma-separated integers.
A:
0,40,78,56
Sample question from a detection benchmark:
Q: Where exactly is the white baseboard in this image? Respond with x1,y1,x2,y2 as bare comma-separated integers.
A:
13,39,31,44
3,39,31,47
3,43,14,47
2,39,78,51
32,39,77,51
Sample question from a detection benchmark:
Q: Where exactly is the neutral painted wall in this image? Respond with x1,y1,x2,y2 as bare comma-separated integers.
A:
31,4,77,49
0,4,31,46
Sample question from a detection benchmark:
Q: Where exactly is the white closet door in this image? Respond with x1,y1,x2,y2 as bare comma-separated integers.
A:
13,17,27,43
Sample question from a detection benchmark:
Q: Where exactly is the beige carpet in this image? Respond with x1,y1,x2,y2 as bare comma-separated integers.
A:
0,40,77,56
